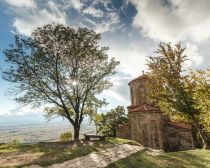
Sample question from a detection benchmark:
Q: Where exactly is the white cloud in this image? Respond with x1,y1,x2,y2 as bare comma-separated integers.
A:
103,90,127,103
107,40,149,77
131,0,210,43
83,7,104,18
0,106,42,116
99,37,151,108
7,1,67,36
13,9,66,36
81,1,120,33
94,12,120,33
129,0,208,68
6,0,120,36
5,0,36,8
184,43,203,67
100,76,131,109
66,0,83,10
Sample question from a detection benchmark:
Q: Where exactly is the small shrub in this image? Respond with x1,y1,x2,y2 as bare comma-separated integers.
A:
96,106,128,137
60,131,72,142
106,137,141,146
10,138,20,146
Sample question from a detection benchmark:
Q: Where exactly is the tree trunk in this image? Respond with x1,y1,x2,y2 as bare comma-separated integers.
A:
191,115,209,149
73,125,80,140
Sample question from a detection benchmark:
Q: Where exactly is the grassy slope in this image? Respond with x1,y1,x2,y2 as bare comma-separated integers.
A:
107,148,210,168
0,141,99,167
0,137,137,167
1,138,210,168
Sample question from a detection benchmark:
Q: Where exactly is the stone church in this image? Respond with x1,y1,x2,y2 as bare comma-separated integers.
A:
116,73,194,151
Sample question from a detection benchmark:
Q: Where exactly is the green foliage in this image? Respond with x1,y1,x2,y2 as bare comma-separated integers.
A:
10,138,20,146
3,24,119,140
186,70,210,132
106,137,141,146
0,139,20,154
147,42,210,148
96,106,128,137
60,131,72,142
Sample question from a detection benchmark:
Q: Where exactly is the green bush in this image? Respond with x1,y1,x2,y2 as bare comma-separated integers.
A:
96,106,128,137
106,137,141,146
10,138,20,146
60,131,72,142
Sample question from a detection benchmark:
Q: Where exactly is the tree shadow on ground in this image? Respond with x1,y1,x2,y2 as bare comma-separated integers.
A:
107,150,159,168
17,139,111,167
106,149,210,168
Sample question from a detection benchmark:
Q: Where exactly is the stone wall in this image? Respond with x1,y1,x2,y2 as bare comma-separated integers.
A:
129,79,151,106
129,112,165,149
164,125,194,152
126,74,194,152
116,123,131,140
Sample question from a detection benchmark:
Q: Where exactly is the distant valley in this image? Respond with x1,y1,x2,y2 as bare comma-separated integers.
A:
0,116,96,143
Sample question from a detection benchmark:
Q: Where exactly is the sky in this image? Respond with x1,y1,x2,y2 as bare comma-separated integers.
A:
0,0,209,120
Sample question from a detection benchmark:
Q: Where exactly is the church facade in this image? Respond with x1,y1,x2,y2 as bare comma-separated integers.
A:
116,74,194,151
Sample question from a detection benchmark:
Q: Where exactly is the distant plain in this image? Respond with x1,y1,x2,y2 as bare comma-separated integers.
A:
0,116,96,143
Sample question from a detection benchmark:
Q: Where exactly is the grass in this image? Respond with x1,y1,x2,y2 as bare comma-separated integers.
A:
1,138,209,168
106,148,210,168
0,141,102,167
0,137,137,167
105,137,141,146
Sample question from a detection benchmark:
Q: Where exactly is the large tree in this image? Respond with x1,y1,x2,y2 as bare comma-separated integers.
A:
187,69,210,133
3,24,119,140
147,43,209,149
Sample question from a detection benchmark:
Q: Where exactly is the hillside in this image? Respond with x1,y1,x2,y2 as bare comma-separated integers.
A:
0,138,209,168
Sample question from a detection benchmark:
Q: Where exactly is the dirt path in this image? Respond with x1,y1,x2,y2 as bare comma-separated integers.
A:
25,144,143,168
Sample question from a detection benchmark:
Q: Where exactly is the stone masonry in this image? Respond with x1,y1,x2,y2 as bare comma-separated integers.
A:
117,73,194,152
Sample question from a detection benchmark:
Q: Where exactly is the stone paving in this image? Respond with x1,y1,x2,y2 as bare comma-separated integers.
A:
25,144,143,168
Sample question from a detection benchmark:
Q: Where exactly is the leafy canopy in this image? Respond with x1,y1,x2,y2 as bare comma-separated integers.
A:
3,24,119,139
96,106,128,137
147,42,210,148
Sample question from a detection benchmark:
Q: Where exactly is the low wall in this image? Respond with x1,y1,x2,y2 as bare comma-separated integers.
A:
116,123,131,140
